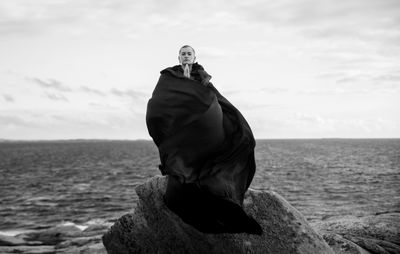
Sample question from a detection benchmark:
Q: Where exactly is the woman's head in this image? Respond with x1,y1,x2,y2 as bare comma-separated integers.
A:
178,45,196,65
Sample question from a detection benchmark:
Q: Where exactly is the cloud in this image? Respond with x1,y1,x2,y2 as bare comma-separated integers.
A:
236,0,400,30
110,88,147,100
287,113,399,136
0,0,247,39
295,86,400,96
2,94,14,102
0,115,32,127
43,92,68,102
79,86,105,96
2,0,399,42
295,113,326,125
313,69,400,95
25,77,112,97
0,1,183,37
200,47,230,59
0,1,88,37
224,87,288,96
234,0,400,74
88,102,117,110
260,87,289,94
28,77,72,92
371,73,400,83
0,20,43,36
45,110,145,133
334,71,400,87
336,76,366,84
236,103,284,111
300,1,400,40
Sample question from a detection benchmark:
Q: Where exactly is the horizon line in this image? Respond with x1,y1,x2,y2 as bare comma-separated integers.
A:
1,137,399,142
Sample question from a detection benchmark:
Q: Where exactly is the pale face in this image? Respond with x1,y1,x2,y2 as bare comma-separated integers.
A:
178,47,196,65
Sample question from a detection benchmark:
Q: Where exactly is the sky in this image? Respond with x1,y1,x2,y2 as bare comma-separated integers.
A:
0,0,399,140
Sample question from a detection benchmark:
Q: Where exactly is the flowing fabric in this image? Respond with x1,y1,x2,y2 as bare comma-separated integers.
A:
146,63,262,234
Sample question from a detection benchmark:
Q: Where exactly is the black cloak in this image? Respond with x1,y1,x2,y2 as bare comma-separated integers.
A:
146,63,262,234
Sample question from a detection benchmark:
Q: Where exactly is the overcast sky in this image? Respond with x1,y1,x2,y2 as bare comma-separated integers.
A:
1,0,399,140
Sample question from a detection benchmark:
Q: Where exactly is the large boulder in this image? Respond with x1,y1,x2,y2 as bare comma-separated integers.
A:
312,212,400,254
102,175,333,254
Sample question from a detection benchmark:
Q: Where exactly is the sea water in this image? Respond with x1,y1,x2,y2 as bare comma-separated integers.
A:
1,139,399,235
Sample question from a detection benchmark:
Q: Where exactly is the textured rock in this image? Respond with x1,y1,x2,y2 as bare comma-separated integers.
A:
312,212,400,254
320,233,371,254
103,175,334,254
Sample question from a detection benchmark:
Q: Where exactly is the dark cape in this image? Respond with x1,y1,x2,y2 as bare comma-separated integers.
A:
146,63,262,234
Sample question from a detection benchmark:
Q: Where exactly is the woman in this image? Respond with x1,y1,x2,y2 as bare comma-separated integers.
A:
146,45,262,234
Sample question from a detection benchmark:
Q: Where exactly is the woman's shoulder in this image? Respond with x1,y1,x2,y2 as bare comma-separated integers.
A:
192,62,204,71
192,63,212,85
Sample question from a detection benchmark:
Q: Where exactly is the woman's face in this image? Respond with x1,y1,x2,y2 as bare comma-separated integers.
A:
178,47,196,65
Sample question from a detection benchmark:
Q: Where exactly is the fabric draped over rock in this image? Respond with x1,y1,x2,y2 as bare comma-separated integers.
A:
146,63,261,234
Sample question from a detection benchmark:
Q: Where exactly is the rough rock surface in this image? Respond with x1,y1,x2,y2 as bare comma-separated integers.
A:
102,175,334,254
312,212,400,254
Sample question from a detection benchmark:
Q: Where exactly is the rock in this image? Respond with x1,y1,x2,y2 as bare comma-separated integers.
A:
312,212,400,254
321,233,371,254
103,175,334,254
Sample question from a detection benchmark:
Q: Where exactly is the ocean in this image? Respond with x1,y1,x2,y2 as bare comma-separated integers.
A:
0,139,399,236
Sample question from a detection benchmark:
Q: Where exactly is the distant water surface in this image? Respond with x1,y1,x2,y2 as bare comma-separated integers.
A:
0,139,399,233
